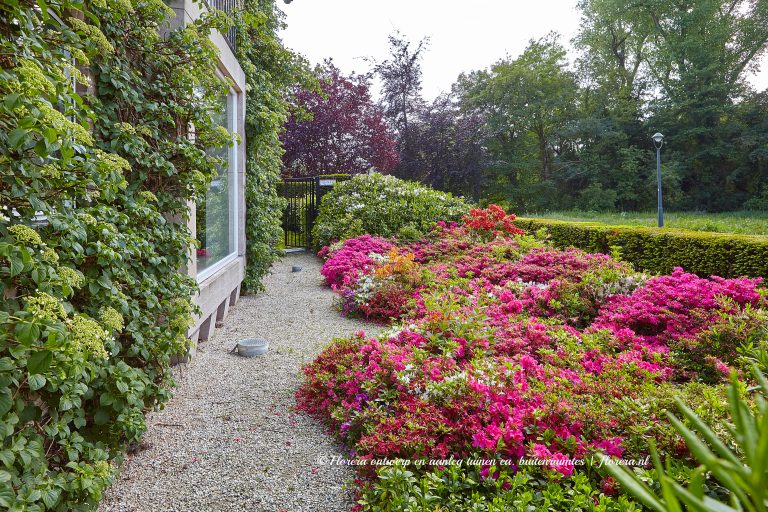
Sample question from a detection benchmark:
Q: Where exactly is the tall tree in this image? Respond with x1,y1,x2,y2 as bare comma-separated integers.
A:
373,32,429,180
575,0,652,113
735,90,768,206
281,63,399,177
460,34,580,210
640,0,768,209
408,94,488,199
566,0,768,211
571,0,654,210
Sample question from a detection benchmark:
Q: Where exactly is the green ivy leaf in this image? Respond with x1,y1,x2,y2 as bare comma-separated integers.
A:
0,486,12,508
0,450,13,467
7,128,28,149
41,487,60,508
15,322,40,346
98,274,112,289
28,374,46,391
93,408,110,425
3,92,21,109
27,351,52,375
0,357,13,372
34,138,50,158
0,393,11,416
8,253,24,277
18,405,39,423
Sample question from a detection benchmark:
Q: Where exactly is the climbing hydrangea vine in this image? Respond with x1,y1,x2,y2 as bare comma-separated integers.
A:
0,1,265,509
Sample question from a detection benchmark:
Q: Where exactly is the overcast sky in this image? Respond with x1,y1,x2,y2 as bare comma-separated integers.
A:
279,0,768,100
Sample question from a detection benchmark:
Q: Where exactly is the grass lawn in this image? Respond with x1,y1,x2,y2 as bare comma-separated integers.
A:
521,210,768,236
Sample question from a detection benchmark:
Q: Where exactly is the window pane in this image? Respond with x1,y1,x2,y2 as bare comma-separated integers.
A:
196,93,236,275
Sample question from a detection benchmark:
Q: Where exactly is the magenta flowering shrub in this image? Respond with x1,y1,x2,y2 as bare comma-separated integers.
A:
304,206,768,510
592,268,763,345
318,235,393,289
510,247,621,283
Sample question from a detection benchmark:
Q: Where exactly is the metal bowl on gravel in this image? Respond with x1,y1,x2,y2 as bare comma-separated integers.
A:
235,338,269,357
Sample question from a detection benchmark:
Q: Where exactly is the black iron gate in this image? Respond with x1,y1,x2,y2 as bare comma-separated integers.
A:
280,177,315,249
279,175,351,249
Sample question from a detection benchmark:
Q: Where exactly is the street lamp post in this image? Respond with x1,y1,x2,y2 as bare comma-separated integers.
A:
652,132,664,228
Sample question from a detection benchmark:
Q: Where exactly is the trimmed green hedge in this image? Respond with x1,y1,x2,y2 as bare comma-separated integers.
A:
318,173,353,180
513,218,768,278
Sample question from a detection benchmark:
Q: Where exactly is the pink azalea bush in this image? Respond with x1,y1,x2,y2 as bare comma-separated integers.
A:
318,235,393,289
591,267,762,345
300,206,768,510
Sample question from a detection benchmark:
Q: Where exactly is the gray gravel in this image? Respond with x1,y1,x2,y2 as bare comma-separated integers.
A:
99,252,383,512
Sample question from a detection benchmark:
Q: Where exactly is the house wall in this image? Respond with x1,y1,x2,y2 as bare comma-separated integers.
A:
164,0,247,349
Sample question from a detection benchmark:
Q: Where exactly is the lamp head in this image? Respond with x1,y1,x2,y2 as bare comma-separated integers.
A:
652,132,664,144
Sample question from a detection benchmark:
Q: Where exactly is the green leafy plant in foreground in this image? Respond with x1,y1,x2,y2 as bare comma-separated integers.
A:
358,463,643,512
604,366,768,512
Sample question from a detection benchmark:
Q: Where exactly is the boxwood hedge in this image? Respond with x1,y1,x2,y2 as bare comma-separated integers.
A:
513,217,768,278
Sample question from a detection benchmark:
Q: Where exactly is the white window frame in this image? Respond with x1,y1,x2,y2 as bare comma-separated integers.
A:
197,89,239,283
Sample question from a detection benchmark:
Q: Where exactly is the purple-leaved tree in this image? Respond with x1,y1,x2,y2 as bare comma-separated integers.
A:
281,62,399,177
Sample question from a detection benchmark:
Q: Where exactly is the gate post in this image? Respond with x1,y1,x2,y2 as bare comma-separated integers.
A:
309,176,321,249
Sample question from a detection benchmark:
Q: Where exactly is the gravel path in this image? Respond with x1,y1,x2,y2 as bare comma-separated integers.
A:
100,252,383,512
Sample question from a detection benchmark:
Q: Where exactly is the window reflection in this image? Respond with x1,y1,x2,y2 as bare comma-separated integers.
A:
196,93,236,276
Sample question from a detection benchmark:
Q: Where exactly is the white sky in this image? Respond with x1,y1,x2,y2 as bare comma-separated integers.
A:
279,0,768,100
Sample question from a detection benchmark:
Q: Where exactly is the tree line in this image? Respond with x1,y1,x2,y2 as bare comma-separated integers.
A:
282,0,768,212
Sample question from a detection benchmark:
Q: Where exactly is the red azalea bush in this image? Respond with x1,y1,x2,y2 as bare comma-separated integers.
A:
302,205,768,510
462,204,525,238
